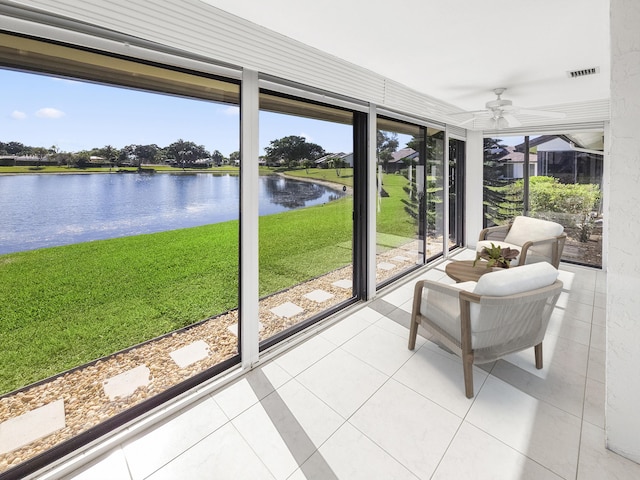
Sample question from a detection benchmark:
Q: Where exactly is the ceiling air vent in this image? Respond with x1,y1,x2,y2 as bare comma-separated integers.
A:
567,67,600,78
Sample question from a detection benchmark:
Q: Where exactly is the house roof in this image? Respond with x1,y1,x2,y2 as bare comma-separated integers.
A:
495,146,537,164
514,133,604,152
315,152,352,163
390,148,418,162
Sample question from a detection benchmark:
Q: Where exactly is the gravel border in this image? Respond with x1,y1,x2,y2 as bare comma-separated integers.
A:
0,240,440,473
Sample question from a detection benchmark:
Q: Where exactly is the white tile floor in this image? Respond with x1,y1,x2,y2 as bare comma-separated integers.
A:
64,251,640,480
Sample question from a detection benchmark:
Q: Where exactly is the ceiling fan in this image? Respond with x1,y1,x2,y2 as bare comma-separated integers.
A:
453,88,566,128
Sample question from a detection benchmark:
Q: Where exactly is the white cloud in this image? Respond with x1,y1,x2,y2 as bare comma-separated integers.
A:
11,110,27,120
221,106,239,116
35,107,65,119
51,78,82,85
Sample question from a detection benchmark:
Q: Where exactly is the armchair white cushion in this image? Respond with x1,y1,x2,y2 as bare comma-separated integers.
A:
409,262,563,397
473,261,559,296
476,216,566,268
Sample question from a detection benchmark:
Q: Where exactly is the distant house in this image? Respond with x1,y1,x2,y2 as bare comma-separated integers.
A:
490,146,538,179
522,135,603,186
0,155,58,167
315,152,353,168
488,134,603,185
165,157,213,169
386,147,419,173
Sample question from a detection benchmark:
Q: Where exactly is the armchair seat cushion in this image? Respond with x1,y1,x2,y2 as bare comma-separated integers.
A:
473,262,559,296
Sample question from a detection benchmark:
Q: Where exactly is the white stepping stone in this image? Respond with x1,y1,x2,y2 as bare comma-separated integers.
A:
270,301,304,318
227,322,264,336
392,255,411,262
377,262,397,271
304,289,335,303
0,399,65,454
103,365,151,400
169,340,210,368
332,279,352,289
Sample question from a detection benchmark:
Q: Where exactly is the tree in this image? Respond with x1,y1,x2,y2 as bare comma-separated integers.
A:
211,149,224,166
482,137,518,227
1,141,27,155
48,144,59,161
74,151,91,168
302,159,315,174
31,147,48,168
329,157,345,177
166,140,208,162
264,135,325,168
119,145,136,166
166,139,209,168
229,151,240,165
134,144,161,165
377,131,399,173
98,145,119,169
57,151,73,168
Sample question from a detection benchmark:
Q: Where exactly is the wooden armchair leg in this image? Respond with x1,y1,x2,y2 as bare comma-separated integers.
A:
408,314,419,350
463,352,474,398
534,342,543,369
408,283,423,351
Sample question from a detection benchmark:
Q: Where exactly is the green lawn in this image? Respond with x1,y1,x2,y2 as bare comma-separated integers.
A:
280,168,418,242
0,168,415,395
278,167,354,187
0,197,353,394
377,173,418,243
259,197,353,294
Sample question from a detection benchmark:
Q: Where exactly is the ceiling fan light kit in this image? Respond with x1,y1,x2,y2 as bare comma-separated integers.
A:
495,116,509,129
452,88,567,128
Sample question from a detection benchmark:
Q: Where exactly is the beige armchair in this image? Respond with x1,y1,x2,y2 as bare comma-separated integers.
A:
477,216,566,268
408,262,563,398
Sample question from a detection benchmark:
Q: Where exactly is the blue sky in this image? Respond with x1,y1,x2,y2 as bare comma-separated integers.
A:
2,68,524,156
1,69,353,157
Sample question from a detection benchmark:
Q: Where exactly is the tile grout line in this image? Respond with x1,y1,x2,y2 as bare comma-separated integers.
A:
573,290,600,479
244,369,340,480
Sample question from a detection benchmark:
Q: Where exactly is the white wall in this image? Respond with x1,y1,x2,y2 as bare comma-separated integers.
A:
465,130,484,248
606,0,640,463
536,137,572,152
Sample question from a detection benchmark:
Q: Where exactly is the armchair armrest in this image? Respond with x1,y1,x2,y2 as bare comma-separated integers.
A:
409,279,477,350
411,279,470,315
478,224,511,242
413,278,476,299
518,233,567,268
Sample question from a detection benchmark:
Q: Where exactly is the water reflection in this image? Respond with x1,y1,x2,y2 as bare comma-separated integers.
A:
0,173,344,254
261,176,326,209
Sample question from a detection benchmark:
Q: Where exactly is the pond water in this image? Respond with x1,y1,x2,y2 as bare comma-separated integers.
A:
0,173,344,254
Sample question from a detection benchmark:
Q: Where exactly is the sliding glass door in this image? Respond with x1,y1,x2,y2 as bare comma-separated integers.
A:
258,92,356,346
448,137,465,249
375,118,425,286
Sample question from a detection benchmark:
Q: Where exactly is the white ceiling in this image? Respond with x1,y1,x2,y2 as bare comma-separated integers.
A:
201,0,610,127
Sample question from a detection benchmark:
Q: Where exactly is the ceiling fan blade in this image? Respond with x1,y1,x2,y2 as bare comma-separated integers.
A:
518,108,566,119
502,113,522,127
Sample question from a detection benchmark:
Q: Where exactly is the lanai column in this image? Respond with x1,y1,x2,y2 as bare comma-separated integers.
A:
607,0,640,463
